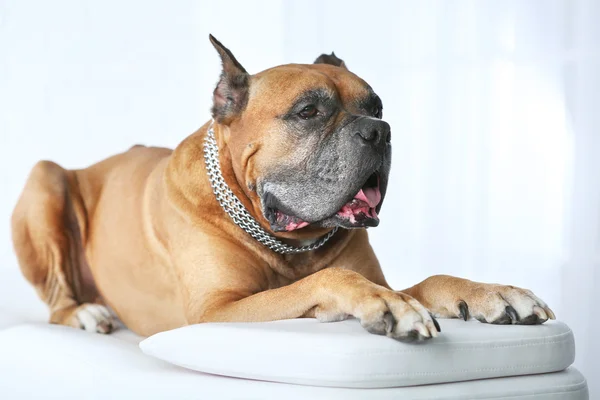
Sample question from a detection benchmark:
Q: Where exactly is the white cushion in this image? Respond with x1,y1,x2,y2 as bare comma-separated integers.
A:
0,324,588,400
140,318,575,388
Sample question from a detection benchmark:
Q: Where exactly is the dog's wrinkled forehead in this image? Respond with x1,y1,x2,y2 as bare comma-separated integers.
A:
247,64,374,116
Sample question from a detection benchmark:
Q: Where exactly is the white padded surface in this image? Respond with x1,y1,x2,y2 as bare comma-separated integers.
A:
0,267,588,399
140,318,575,388
0,266,48,330
0,324,588,400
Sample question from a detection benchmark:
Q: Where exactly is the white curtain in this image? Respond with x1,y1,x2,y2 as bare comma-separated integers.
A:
1,0,598,392
283,0,600,389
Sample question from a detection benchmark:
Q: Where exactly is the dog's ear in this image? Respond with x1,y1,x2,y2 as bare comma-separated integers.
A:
314,52,348,70
209,34,249,123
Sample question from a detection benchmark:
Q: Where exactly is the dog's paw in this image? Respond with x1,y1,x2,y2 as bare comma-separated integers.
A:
451,285,555,325
353,291,440,342
75,304,117,334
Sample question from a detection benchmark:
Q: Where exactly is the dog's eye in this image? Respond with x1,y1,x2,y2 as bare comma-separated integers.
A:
298,105,318,119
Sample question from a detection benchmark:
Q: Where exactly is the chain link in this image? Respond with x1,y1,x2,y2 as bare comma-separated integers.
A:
203,124,338,254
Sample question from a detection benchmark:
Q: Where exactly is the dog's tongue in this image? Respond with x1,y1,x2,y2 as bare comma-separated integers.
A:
337,186,381,223
354,187,381,208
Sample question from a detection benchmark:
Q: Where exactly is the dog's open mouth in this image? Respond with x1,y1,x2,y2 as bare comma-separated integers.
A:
269,172,382,232
336,172,381,225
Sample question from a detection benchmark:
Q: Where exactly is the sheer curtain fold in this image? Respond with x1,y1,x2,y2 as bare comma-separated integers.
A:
283,0,599,389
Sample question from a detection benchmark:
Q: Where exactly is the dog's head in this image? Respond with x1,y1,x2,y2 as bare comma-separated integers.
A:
209,35,391,233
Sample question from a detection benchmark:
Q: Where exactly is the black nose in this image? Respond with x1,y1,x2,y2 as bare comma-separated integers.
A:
355,118,391,146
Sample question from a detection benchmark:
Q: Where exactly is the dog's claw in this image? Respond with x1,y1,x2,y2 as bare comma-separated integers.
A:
532,305,548,323
505,305,519,324
414,321,431,338
429,313,441,332
458,301,469,321
383,311,396,335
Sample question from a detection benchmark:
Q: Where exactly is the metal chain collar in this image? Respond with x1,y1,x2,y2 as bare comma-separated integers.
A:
203,124,338,254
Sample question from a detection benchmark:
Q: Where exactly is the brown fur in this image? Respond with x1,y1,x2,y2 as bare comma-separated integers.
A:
11,52,554,339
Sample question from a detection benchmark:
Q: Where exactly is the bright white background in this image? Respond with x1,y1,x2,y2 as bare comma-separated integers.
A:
1,0,599,390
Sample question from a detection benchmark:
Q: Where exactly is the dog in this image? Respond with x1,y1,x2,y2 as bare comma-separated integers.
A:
11,35,554,340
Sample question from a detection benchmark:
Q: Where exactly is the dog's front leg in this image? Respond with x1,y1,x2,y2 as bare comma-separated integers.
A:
402,275,555,325
186,266,439,341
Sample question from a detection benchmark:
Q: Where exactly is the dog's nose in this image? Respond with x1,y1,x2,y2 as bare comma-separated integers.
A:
355,118,391,146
